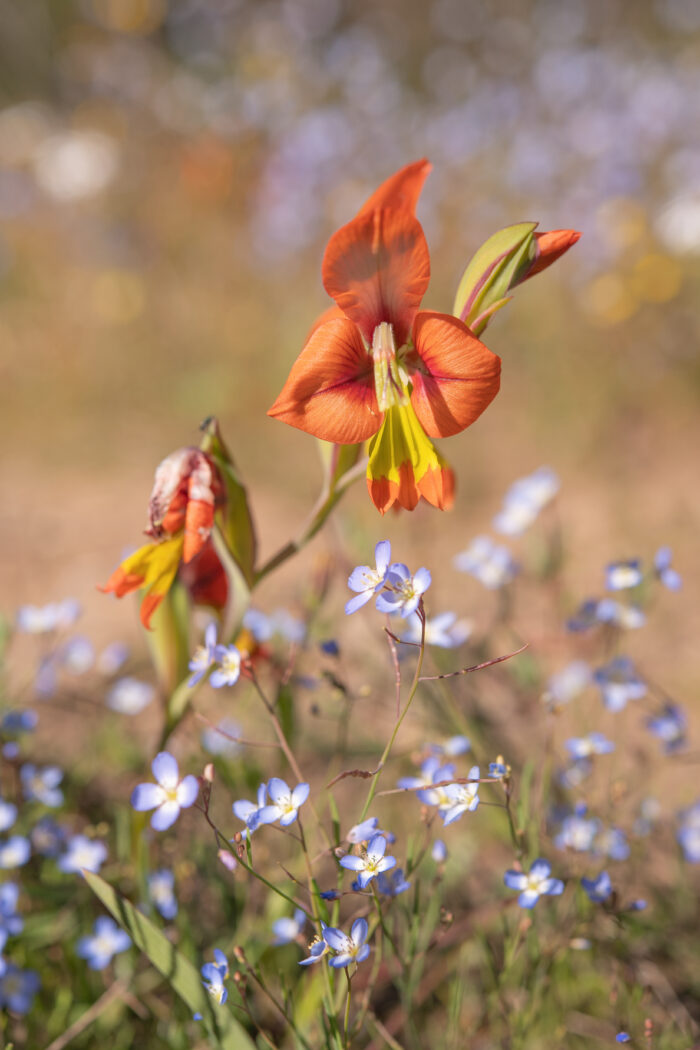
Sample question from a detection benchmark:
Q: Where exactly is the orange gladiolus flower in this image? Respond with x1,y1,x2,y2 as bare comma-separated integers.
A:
268,160,501,514
101,448,226,628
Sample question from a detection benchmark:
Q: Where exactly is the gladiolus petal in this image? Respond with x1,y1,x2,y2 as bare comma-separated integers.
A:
410,312,501,438
100,535,184,629
267,318,381,444
356,158,432,218
525,229,581,279
367,403,454,514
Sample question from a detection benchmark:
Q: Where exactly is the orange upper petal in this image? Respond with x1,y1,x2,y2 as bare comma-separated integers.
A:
409,311,501,438
267,317,382,444
525,229,581,280
322,208,430,347
306,304,346,340
183,497,216,563
356,159,432,218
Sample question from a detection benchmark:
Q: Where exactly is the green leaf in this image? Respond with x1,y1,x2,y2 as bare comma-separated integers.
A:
146,580,191,697
453,222,537,334
84,871,256,1050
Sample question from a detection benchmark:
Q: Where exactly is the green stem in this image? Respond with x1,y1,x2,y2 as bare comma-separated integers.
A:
359,609,426,822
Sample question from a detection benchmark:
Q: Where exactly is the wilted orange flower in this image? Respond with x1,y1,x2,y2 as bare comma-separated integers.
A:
268,160,501,514
101,448,226,627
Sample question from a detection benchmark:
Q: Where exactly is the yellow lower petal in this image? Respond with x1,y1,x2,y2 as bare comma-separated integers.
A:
366,404,454,514
101,534,185,628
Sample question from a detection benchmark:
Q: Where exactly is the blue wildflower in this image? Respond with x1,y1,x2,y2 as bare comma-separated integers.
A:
30,816,66,857
441,766,481,825
0,799,17,834
376,868,411,896
58,835,107,874
233,783,267,833
544,661,591,707
77,916,131,969
20,763,64,807
429,736,471,758
0,836,31,870
320,639,340,656
210,644,242,688
646,704,686,752
255,778,309,828
340,834,396,888
148,869,178,920
503,858,564,908
581,870,613,903
1,710,38,735
188,623,219,686
432,839,447,863
594,658,646,711
605,560,643,590
376,564,432,618
492,467,559,536
555,807,600,853
299,933,329,966
106,677,155,715
453,536,517,589
201,949,229,1004
346,817,383,844
16,598,80,634
565,732,615,760
593,827,630,861
345,541,392,614
201,718,243,757
272,908,306,945
131,752,199,831
654,546,681,591
0,883,23,951
0,964,40,1013
61,636,95,675
402,611,472,648
96,640,130,676
324,918,370,968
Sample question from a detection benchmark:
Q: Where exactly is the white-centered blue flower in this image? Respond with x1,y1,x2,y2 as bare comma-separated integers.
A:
646,704,686,752
654,546,682,591
188,623,219,686
346,817,382,844
339,834,396,888
0,800,17,834
441,765,481,825
97,640,129,676
233,783,267,833
376,563,431,618
594,657,646,711
61,636,95,675
402,611,472,648
0,883,23,953
131,752,199,831
581,871,613,903
0,836,31,870
272,908,306,945
58,834,107,874
201,717,243,757
345,541,392,615
15,598,80,634
255,778,310,828
210,645,242,688
324,918,370,968
0,964,40,1014
77,916,131,969
148,869,178,920
20,764,64,807
565,732,615,759
201,949,229,1004
106,677,155,715
605,559,643,590
453,536,518,589
504,858,564,908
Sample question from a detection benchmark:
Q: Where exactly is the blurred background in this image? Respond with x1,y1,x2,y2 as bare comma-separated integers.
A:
1,0,698,679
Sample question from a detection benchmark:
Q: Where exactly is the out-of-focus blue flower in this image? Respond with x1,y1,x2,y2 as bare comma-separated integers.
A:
677,801,700,862
646,704,686,752
565,732,615,759
34,656,58,699
544,661,591,707
201,718,243,758
269,610,306,645
492,467,559,536
299,935,329,966
489,757,510,780
581,870,613,902
346,817,382,844
616,1034,631,1044
1,709,38,735
210,645,242,688
605,559,642,590
201,949,229,1004
402,611,472,648
320,639,340,656
398,757,456,819
20,763,64,807
0,799,17,833
319,889,340,902
345,541,392,615
339,834,396,888
593,827,630,861
567,598,645,632
58,834,107,874
634,797,660,837
61,636,95,675
148,869,178,920
504,859,564,908
255,778,309,828
432,839,447,863
429,736,471,758
131,752,199,831
376,868,411,897
0,964,40,1013
555,807,600,853
272,908,306,945
627,899,647,912
324,918,370,968
77,916,131,969
16,599,80,634
188,623,219,686
557,758,593,789
233,783,267,833
30,816,66,857
0,883,23,952
453,536,518,589
96,641,130,676
376,564,432,618
594,658,646,712
0,836,31,870
441,766,481,826
654,546,682,591
107,677,155,715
